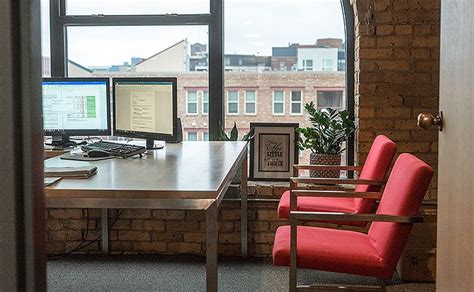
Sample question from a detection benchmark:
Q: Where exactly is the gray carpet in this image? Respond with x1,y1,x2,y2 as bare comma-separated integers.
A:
47,255,435,291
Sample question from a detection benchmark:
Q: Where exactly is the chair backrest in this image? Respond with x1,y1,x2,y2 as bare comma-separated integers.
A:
368,154,433,278
354,135,397,213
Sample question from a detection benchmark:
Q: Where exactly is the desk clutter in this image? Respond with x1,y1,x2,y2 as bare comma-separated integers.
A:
44,166,98,179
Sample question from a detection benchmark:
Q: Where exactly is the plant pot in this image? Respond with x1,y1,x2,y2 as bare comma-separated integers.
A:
309,153,341,178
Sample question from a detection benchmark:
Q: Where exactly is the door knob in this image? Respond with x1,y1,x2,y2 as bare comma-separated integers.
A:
417,111,443,131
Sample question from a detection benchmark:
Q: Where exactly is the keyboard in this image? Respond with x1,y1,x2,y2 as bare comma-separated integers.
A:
81,141,146,158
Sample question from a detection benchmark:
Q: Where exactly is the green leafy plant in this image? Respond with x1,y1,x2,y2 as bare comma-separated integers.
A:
219,122,254,141
297,102,355,155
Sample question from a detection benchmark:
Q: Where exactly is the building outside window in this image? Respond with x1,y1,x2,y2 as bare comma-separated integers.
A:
290,91,303,115
202,90,209,115
187,132,198,141
244,90,257,115
316,90,344,110
227,90,239,115
302,59,313,71
273,90,285,115
203,132,209,141
186,91,198,115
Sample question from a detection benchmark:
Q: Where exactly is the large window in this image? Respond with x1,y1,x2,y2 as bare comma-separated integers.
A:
186,91,198,115
316,90,344,110
290,91,303,115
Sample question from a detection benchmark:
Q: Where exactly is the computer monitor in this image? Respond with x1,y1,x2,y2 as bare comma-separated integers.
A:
112,77,178,149
42,78,111,147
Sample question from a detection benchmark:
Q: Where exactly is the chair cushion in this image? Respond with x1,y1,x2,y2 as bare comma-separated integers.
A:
278,190,357,218
273,226,395,279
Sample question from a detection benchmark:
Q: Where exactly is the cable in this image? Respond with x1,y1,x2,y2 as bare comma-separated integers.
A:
47,209,123,260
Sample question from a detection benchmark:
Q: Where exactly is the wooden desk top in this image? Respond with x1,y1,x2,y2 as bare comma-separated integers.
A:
44,142,247,207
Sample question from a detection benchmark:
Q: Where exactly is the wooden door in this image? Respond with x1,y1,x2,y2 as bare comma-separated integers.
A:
437,1,474,291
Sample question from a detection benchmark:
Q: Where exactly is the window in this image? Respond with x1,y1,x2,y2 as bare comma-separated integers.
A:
322,59,334,71
187,91,198,115
203,132,209,141
202,91,209,115
316,91,344,110
227,91,239,115
244,90,257,115
187,132,198,141
273,91,285,115
290,91,303,115
303,59,313,71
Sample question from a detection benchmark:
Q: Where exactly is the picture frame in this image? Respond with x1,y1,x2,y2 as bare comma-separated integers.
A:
249,123,299,181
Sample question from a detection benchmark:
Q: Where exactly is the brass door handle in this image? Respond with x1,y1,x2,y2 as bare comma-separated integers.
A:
417,111,443,131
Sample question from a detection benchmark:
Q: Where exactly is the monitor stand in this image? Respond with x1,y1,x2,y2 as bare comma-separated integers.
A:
146,139,164,150
47,135,77,149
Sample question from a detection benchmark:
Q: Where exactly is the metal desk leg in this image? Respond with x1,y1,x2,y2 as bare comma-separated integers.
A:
206,203,218,292
240,151,248,257
101,208,109,253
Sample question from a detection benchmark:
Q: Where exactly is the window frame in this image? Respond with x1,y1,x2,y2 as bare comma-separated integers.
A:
186,90,199,115
244,90,257,116
226,90,239,115
272,90,285,116
290,90,303,115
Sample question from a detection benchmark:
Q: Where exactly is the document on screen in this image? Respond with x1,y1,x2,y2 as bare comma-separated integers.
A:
130,91,156,132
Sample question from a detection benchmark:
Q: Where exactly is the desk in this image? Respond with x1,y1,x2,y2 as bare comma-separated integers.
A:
44,141,248,291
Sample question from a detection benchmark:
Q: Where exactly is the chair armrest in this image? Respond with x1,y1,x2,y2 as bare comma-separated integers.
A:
291,190,382,199
290,211,424,223
293,164,363,172
290,177,386,186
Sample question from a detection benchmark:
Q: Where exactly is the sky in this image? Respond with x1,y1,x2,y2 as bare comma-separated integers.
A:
41,0,345,67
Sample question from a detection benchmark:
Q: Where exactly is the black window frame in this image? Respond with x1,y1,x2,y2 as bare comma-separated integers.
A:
49,0,354,164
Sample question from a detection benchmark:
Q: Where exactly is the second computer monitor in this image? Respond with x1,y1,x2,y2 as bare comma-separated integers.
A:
112,77,178,147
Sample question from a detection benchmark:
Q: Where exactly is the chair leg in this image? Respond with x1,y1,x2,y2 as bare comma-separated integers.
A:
290,216,298,292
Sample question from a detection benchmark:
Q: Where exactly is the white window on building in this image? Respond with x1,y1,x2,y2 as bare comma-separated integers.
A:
290,90,303,115
316,90,343,110
203,132,209,141
187,132,198,141
322,59,334,71
186,91,198,115
303,59,313,71
227,90,239,115
244,90,257,115
273,90,285,115
202,90,209,115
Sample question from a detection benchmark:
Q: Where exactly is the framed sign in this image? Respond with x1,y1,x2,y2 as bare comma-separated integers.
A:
249,123,299,181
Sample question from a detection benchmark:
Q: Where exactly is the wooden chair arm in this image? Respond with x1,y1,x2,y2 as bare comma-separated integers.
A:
291,190,382,199
290,211,424,223
290,177,386,186
293,164,363,172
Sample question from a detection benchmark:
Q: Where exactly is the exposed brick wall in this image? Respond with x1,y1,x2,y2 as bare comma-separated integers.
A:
351,0,440,199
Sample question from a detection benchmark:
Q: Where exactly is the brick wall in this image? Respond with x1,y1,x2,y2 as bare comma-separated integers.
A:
351,0,440,199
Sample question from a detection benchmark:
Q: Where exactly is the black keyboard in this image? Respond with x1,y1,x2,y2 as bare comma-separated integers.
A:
82,141,146,158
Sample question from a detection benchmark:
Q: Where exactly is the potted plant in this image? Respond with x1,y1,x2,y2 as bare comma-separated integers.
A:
219,122,254,184
297,102,355,178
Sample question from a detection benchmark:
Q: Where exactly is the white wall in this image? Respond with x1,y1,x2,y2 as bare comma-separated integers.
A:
297,48,338,71
135,40,189,72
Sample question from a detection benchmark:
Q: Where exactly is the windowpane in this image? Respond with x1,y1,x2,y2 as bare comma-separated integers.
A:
228,91,239,102
317,91,343,109
66,0,210,15
246,91,256,102
246,103,256,114
187,104,197,114
291,91,301,102
228,103,239,114
188,91,197,102
291,103,301,114
274,103,284,114
273,91,284,102
203,132,209,141
187,132,198,141
202,91,209,114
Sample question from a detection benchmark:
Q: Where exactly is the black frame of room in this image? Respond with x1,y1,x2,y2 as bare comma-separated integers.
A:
48,0,355,165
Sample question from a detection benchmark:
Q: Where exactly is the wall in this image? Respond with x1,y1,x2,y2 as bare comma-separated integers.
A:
351,0,440,199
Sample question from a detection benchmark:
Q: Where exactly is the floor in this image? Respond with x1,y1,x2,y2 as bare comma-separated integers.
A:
47,255,436,291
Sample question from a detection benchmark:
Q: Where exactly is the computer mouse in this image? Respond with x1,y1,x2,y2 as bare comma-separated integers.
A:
85,150,111,158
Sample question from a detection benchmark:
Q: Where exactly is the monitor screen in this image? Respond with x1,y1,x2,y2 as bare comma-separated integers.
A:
42,78,111,136
113,78,177,141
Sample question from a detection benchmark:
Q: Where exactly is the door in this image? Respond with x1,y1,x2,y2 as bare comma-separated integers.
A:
437,1,474,291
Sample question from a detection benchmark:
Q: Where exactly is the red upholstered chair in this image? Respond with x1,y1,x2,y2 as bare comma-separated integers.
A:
273,154,433,291
278,135,397,226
